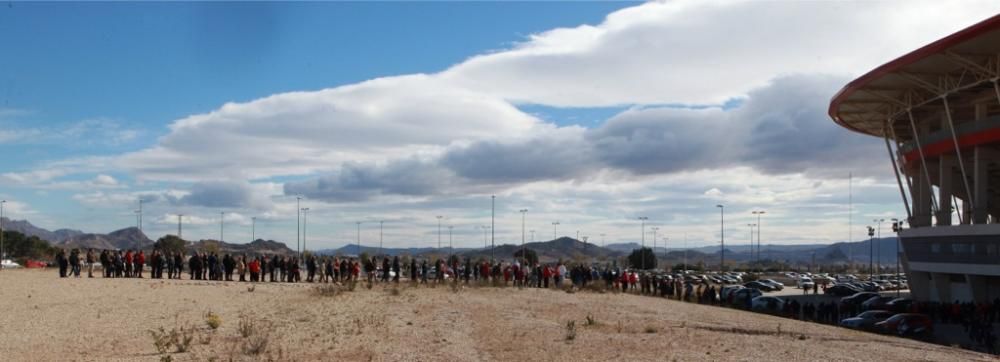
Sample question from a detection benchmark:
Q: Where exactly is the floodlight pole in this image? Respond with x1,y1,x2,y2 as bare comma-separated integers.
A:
220,211,225,243
520,209,528,263
251,216,256,242
717,205,724,272
301,208,310,254
1,200,5,267
639,216,648,269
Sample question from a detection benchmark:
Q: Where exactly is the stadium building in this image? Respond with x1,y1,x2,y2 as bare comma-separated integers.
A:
829,14,1000,303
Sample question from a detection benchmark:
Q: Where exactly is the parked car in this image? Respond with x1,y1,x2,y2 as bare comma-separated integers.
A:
731,288,763,306
825,284,861,297
875,314,933,337
841,292,879,308
721,285,744,301
797,277,815,289
840,310,894,330
751,296,785,312
1,259,22,269
744,281,777,292
861,295,896,311
886,298,914,313
760,279,784,290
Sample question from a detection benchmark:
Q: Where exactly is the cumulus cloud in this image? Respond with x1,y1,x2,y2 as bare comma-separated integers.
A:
441,0,1000,106
287,74,888,202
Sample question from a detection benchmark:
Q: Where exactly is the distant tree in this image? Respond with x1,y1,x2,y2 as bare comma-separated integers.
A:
200,240,221,255
153,235,186,255
513,248,538,265
2,230,55,261
627,247,657,270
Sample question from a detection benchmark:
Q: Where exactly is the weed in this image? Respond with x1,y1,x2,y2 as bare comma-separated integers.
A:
314,284,341,297
242,330,271,356
565,320,577,341
149,327,172,354
644,326,659,334
205,311,222,330
238,314,256,338
585,314,597,326
159,356,173,362
616,321,624,333
198,330,213,345
173,325,195,353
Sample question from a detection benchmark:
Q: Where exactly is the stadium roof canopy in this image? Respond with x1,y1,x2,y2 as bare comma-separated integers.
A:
829,14,1000,138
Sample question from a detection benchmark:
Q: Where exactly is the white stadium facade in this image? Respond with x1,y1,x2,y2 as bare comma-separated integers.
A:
829,14,1000,303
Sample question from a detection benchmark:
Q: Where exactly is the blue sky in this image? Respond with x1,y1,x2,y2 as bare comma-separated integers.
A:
2,1,995,250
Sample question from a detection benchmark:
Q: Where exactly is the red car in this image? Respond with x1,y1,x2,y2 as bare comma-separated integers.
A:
874,313,933,337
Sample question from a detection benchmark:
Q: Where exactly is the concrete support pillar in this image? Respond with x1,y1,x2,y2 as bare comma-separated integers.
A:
967,274,989,303
911,163,934,227
932,272,952,303
938,155,954,226
974,103,989,224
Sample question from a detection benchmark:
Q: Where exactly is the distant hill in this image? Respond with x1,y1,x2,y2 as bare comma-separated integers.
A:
316,244,479,257
187,238,295,256
1,217,84,243
60,227,154,251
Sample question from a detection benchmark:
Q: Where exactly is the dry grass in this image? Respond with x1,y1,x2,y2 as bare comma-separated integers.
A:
0,269,992,361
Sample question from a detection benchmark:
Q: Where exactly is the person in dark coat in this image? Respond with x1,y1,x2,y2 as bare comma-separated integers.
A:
392,256,401,283
56,249,68,277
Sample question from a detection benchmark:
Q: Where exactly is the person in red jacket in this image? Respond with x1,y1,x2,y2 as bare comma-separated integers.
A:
248,258,260,282
124,250,134,278
542,265,552,288
135,251,146,278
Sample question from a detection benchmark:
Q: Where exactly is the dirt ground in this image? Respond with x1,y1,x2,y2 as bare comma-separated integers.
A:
0,269,992,361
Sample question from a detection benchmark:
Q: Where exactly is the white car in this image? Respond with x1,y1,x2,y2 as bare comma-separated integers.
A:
1,259,22,268
797,277,814,289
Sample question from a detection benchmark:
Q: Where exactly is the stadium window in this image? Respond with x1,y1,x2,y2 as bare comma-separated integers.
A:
931,243,942,253
989,244,999,256
952,243,970,254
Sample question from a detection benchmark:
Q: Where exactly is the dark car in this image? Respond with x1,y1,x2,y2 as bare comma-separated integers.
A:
840,310,894,330
875,313,933,337
825,284,861,297
841,292,879,307
861,295,896,311
744,281,776,292
885,298,914,313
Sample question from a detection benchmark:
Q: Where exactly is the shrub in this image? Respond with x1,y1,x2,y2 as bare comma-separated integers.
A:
585,315,597,326
149,327,172,354
205,312,222,330
565,321,577,341
238,314,256,339
242,331,271,356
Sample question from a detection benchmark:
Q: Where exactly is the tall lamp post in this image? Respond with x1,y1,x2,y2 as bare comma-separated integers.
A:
873,218,884,275
892,218,902,297
867,226,875,280
301,208,309,254
436,215,443,250
638,216,648,270
490,195,495,263
747,223,756,269
138,198,145,232
379,220,385,257
519,209,528,264
251,216,256,242
651,226,659,269
751,210,765,264
296,196,302,258
530,230,535,243
177,214,183,239
552,221,560,240
716,205,724,272
448,225,453,252
220,211,225,242
356,221,363,257
1,199,5,266
481,225,491,249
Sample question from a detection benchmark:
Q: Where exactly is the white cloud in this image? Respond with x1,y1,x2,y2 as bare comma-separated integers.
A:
441,0,1000,106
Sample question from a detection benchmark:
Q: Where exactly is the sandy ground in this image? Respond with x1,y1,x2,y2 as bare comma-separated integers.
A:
0,269,992,362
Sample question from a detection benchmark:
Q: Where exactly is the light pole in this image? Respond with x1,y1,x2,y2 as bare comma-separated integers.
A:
600,233,605,248
296,196,302,257
379,220,385,257
219,211,225,242
874,218,884,275
1,199,5,265
436,215,443,250
530,230,535,243
491,195,495,264
747,223,756,269
892,218,902,297
716,204,724,272
520,209,528,263
356,221,362,256
134,210,140,229
448,225,453,252
752,210,765,264
481,225,491,248
651,226,659,269
639,216,648,270
301,208,309,254
251,216,256,242
177,214,183,239
867,226,875,280
138,198,145,232
552,221,560,240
